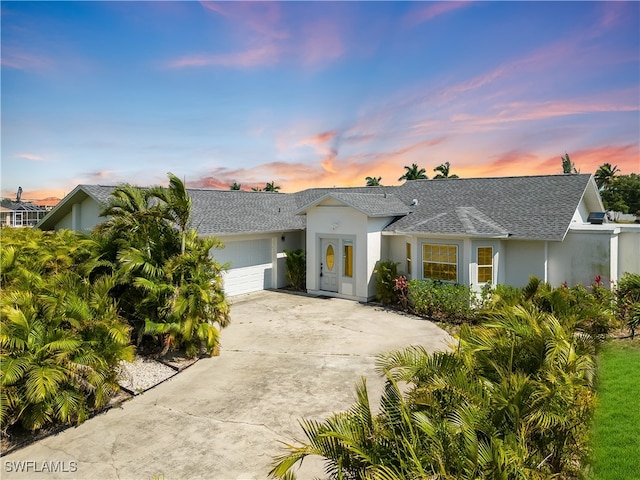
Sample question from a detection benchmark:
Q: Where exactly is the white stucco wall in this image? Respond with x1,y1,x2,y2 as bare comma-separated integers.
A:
304,202,395,301
503,240,546,287
548,231,610,286
54,196,103,233
618,230,640,278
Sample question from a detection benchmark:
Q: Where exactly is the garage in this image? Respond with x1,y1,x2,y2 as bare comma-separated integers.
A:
213,238,274,296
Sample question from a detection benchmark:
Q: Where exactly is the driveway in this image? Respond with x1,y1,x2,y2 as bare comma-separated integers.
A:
2,290,453,480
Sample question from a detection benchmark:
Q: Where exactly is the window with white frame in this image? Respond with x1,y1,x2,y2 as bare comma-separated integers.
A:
477,246,493,283
343,241,353,277
422,244,457,282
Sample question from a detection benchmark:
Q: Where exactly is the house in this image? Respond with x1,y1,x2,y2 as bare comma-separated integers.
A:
37,174,640,300
1,200,50,227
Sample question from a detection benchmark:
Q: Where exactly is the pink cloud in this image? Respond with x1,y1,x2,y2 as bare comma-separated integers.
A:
16,153,46,161
166,44,280,69
1,48,53,73
298,19,344,66
405,1,470,27
200,1,288,41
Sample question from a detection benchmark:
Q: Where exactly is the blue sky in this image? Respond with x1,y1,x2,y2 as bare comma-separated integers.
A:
2,1,638,199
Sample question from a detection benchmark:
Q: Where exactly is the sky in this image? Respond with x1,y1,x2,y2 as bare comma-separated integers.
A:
1,1,639,200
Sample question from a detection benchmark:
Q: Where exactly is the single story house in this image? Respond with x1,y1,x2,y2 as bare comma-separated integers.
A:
37,174,640,301
1,200,50,228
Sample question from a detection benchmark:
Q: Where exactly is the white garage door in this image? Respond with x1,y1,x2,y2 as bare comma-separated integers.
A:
213,239,273,296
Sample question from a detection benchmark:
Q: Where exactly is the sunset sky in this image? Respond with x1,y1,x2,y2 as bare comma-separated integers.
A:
2,1,639,200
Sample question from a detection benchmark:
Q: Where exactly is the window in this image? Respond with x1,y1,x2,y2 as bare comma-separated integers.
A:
343,242,353,277
477,247,493,283
326,244,335,271
422,244,457,282
406,243,412,276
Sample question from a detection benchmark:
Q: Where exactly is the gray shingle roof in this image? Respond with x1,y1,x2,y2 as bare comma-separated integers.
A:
387,174,593,240
189,190,304,236
296,192,410,217
38,174,594,241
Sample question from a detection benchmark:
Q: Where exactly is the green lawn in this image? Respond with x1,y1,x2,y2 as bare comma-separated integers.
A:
591,339,640,480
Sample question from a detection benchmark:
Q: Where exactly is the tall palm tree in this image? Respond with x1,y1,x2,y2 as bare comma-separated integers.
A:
433,161,459,179
561,153,579,174
230,182,241,190
398,163,428,181
365,176,382,186
151,173,192,254
594,163,619,190
265,181,281,192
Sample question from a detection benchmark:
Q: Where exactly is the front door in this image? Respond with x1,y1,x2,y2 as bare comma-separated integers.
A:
320,239,338,292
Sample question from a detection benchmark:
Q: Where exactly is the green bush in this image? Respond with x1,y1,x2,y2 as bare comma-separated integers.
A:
0,227,134,432
374,261,398,305
407,279,474,323
283,249,306,291
616,272,640,338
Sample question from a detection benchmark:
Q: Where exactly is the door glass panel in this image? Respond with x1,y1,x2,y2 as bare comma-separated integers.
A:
326,244,335,271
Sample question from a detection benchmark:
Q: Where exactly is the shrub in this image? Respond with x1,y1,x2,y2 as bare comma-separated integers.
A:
283,249,306,291
407,279,475,323
374,260,398,305
616,272,640,338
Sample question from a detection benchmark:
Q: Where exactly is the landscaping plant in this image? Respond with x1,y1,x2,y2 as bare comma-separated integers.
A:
0,228,134,432
283,249,306,291
374,261,399,305
270,277,611,479
94,173,230,356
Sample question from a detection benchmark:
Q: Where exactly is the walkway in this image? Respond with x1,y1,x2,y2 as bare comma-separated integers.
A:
2,291,452,479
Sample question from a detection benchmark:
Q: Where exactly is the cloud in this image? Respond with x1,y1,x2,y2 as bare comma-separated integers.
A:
0,187,67,201
405,1,470,27
297,18,344,66
167,2,348,70
15,153,46,161
1,48,54,73
166,44,280,69
200,1,288,41
83,170,118,181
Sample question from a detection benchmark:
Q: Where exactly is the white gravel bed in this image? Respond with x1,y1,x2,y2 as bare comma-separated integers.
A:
118,357,177,394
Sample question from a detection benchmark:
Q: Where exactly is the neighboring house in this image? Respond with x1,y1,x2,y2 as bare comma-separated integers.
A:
1,200,49,227
37,174,640,300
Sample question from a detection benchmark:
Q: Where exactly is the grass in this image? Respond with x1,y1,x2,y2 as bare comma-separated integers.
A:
590,338,640,480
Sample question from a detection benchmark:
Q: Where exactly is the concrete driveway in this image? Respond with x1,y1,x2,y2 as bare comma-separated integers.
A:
2,291,452,480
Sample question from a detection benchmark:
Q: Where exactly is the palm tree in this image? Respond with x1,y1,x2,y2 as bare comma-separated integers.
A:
265,181,281,192
230,182,241,190
251,187,263,192
433,161,459,179
152,173,192,254
561,153,579,174
398,163,428,181
594,163,619,190
365,176,382,186
1,228,133,432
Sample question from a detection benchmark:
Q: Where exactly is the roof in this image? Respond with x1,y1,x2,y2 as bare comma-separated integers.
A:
36,185,116,230
0,200,49,212
386,174,594,241
295,192,411,217
37,174,596,241
189,190,304,236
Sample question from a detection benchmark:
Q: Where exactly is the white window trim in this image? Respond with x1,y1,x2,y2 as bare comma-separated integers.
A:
477,246,494,284
422,243,458,283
